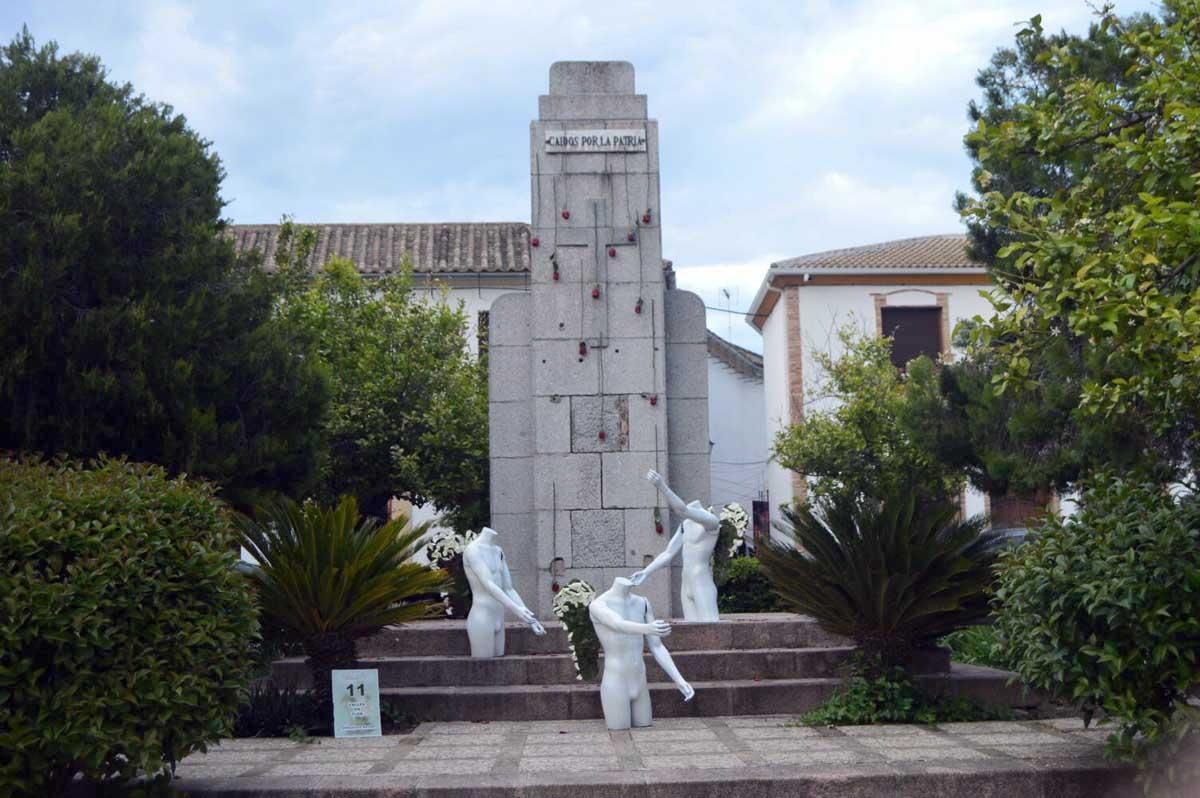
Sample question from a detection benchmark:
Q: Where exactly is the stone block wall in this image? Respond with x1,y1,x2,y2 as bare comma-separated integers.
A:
489,62,709,618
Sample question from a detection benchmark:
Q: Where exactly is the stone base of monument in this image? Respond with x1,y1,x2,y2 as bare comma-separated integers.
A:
269,613,1042,723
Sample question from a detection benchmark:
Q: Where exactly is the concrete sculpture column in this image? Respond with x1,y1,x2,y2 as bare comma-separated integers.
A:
462,527,546,658
487,61,711,619
589,576,694,730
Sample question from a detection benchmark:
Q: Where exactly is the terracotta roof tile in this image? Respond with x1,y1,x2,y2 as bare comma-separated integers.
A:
706,330,762,381
771,234,982,273
228,222,531,275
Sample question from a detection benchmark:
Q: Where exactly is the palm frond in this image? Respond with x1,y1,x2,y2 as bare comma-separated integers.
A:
759,488,1003,665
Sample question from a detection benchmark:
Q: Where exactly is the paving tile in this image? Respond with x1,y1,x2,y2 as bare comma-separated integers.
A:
936,722,1039,733
723,715,794,728
405,745,504,759
633,740,731,755
266,762,378,776
522,742,616,757
731,726,824,740
837,725,936,736
878,747,990,762
203,739,303,751
298,737,412,748
959,732,1074,746
415,733,509,747
744,737,845,752
1040,718,1093,731
288,747,397,762
526,731,613,745
173,764,259,779
992,743,1098,760
761,749,883,765
181,751,278,764
856,736,960,749
520,756,619,772
639,755,736,770
627,728,718,741
391,758,497,775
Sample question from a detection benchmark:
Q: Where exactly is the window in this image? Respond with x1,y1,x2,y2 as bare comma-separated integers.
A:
880,306,942,370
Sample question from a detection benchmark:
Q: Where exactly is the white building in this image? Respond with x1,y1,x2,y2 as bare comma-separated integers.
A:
704,331,768,544
232,222,767,534
745,234,992,530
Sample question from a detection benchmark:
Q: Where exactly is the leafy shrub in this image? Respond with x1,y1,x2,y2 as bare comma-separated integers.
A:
239,497,445,723
759,487,1001,668
717,557,781,613
0,457,258,797
939,626,1009,669
232,683,320,738
799,664,1012,726
993,476,1200,782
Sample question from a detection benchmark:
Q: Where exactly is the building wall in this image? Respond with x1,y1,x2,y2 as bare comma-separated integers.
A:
763,281,993,520
761,290,793,532
707,354,767,514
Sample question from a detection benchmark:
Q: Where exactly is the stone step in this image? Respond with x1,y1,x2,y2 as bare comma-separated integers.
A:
377,665,1041,723
273,646,952,688
359,612,848,657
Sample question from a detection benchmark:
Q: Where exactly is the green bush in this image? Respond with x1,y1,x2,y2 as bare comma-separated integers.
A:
717,556,781,613
798,663,1012,726
0,457,258,797
939,626,1009,669
232,683,320,739
993,476,1200,780
759,487,1001,669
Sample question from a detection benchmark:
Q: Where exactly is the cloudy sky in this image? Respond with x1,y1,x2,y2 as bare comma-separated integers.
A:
4,0,1158,350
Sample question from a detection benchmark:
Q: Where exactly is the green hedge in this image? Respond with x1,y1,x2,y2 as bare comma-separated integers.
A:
717,556,781,613
0,457,259,796
993,476,1200,782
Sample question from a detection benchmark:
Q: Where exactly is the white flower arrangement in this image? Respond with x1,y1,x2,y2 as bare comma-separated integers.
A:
551,579,599,681
720,502,749,557
424,529,477,566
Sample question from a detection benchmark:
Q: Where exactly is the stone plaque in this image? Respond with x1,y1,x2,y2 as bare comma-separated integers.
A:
545,128,646,153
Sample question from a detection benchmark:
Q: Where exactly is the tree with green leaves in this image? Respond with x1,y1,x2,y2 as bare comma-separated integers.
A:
772,326,962,507
960,4,1200,480
273,221,489,527
0,30,329,507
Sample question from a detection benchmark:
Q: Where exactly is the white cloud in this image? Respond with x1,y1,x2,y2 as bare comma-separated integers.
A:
131,3,240,133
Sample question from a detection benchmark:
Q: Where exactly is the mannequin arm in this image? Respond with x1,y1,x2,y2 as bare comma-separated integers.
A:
646,470,720,529
500,554,545,634
589,601,670,637
632,529,683,585
644,601,694,701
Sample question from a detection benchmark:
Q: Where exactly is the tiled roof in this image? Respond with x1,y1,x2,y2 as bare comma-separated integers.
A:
706,330,762,381
229,223,531,275
771,234,982,273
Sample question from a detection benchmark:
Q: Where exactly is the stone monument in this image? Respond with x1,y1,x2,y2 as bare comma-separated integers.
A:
488,61,711,619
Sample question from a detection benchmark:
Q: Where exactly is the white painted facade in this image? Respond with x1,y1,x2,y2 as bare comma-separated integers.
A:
706,352,767,515
747,235,994,531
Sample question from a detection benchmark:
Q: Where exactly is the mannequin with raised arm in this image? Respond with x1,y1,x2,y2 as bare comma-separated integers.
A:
462,527,546,658
632,469,722,622
589,576,694,730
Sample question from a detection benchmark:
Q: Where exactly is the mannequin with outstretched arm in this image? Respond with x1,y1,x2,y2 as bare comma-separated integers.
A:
631,469,722,622
589,576,694,730
462,527,545,658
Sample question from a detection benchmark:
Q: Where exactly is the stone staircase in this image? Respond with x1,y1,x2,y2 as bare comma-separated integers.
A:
270,613,1037,722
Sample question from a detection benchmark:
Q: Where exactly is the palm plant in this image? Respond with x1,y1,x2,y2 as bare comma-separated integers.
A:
239,496,446,720
758,488,1002,670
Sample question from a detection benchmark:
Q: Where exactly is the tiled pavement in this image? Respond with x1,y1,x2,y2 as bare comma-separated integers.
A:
169,716,1137,796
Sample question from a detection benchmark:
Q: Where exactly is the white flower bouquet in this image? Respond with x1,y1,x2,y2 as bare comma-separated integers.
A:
551,579,600,681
